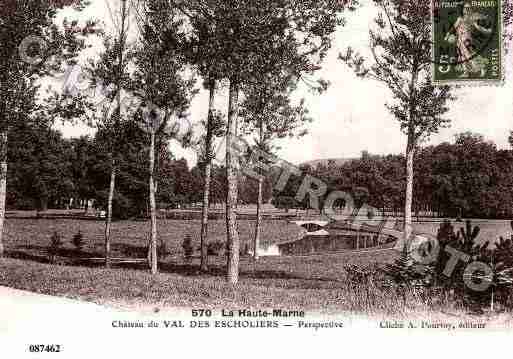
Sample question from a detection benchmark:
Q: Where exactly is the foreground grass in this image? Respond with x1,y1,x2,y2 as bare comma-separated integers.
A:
2,217,512,317
0,249,472,317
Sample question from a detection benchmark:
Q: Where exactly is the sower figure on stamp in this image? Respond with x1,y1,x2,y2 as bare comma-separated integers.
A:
445,3,492,78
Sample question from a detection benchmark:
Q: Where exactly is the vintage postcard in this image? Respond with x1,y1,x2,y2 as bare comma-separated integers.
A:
1,0,513,358
432,0,503,84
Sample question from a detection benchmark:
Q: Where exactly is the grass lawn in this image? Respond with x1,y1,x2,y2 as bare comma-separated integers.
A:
1,217,512,315
0,250,408,314
3,218,305,261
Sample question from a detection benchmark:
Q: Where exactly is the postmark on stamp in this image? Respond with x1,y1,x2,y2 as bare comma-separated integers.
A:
432,0,503,84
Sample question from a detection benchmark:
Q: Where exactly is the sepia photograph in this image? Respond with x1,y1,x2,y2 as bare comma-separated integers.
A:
1,0,513,357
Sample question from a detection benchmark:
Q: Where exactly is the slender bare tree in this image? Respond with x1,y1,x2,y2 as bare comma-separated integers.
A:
341,0,455,244
89,0,132,268
132,0,196,274
240,72,312,261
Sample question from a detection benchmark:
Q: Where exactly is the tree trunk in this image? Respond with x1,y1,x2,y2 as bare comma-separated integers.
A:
104,0,127,269
105,157,116,268
200,79,216,272
149,130,158,274
403,143,415,246
0,131,7,257
253,117,265,262
253,178,263,261
404,62,419,249
226,80,240,285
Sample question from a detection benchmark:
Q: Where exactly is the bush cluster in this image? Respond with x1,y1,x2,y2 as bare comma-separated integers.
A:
71,230,84,250
48,231,62,263
382,220,513,312
182,234,194,260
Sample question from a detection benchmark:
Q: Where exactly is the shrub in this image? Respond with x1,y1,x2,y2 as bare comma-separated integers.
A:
207,240,225,256
71,230,84,251
494,222,513,268
345,264,382,287
470,221,513,311
432,220,481,289
380,221,487,309
426,220,513,311
182,234,194,260
382,245,429,290
48,231,63,263
157,239,170,260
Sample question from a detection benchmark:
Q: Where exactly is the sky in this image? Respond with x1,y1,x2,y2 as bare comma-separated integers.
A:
55,0,513,166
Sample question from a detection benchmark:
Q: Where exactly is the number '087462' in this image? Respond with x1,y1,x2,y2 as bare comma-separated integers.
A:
28,344,62,353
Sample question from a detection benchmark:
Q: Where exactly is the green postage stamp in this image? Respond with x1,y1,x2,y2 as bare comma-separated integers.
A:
432,0,503,84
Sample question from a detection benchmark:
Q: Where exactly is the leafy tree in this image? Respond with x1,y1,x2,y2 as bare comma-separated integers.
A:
238,175,273,205
342,0,455,244
186,0,356,284
93,119,148,219
68,136,97,211
181,5,228,273
99,0,130,268
167,158,196,204
0,0,95,256
209,164,228,207
239,64,312,260
130,0,197,274
8,120,74,211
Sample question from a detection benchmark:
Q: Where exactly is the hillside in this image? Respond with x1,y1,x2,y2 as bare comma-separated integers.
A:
300,158,353,169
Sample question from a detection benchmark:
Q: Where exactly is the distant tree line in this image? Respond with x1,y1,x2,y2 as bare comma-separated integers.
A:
274,132,513,220
9,123,513,221
6,119,275,217
6,120,219,218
